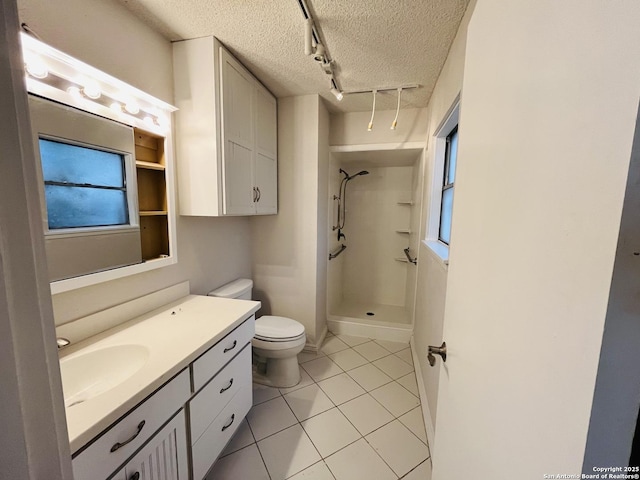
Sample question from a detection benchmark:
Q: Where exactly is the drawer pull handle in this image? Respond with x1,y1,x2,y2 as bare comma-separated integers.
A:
222,414,235,432
223,340,237,353
129,473,140,480
220,378,234,394
110,420,145,452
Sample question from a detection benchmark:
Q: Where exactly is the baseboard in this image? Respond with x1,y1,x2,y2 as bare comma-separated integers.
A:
304,323,328,352
411,336,436,455
328,317,412,342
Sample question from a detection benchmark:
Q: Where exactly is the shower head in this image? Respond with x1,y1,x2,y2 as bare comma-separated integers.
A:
347,170,369,181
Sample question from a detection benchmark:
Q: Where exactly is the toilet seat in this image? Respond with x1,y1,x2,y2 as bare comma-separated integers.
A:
254,315,305,342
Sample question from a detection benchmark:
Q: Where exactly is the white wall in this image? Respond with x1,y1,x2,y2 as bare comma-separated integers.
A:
250,95,328,347
413,0,473,433
432,0,640,476
315,100,330,340
330,108,428,146
19,0,253,327
341,166,412,307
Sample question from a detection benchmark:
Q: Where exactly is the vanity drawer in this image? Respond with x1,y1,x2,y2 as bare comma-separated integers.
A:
189,343,252,444
192,315,254,391
72,369,190,480
191,384,252,480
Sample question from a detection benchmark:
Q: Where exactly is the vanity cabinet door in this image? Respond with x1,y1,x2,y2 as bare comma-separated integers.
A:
123,410,188,480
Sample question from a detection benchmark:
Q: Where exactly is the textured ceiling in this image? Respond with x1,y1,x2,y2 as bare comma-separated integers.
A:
116,0,470,113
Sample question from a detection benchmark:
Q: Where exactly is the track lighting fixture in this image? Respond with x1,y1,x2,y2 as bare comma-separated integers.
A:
330,77,343,101
304,18,313,56
313,43,325,62
299,1,344,103
391,88,402,130
368,90,377,131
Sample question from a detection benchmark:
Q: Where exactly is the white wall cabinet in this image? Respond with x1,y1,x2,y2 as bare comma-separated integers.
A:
174,36,277,216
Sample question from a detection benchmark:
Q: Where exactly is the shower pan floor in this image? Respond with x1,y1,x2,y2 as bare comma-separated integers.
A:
328,300,412,342
331,300,411,326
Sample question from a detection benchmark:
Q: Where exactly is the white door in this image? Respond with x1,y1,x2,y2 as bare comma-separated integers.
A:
430,1,639,477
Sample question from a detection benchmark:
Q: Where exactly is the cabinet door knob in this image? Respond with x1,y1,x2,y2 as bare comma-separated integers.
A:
129,473,140,480
223,340,237,353
256,187,261,202
110,420,145,452
252,187,257,202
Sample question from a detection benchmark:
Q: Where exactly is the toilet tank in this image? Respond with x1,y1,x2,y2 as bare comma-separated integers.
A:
208,278,253,300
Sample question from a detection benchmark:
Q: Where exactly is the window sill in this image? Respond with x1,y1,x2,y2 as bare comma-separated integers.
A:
423,239,449,269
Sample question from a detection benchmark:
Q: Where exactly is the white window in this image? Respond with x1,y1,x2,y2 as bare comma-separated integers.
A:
426,98,460,263
439,125,458,245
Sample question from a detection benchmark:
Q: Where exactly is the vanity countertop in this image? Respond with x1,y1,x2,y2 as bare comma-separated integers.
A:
60,294,260,454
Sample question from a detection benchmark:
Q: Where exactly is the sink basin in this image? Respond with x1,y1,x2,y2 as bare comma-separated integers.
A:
60,344,149,408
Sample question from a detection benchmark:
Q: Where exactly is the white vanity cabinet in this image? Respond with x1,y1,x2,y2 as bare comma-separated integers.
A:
173,36,277,217
72,370,190,480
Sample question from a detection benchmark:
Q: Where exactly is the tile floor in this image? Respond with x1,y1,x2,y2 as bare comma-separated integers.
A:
206,332,431,480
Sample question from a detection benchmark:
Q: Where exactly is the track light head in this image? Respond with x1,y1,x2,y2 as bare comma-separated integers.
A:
321,60,333,75
313,43,325,62
330,87,343,101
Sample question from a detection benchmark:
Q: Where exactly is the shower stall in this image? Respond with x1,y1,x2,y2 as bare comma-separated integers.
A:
327,145,424,342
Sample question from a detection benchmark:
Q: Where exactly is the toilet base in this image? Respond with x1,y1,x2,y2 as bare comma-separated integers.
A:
252,355,301,388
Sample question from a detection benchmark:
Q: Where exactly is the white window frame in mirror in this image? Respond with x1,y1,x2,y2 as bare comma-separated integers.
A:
20,32,178,294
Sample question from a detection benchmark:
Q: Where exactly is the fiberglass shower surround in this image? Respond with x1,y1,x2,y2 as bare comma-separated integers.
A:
333,168,369,241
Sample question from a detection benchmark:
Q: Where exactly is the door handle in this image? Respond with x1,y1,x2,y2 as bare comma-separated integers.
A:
252,187,257,202
256,187,261,202
427,342,447,367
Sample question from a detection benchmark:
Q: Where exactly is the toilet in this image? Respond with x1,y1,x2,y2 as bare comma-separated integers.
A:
208,279,306,388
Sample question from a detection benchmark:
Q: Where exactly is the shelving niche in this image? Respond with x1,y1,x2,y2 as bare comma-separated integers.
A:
134,128,169,261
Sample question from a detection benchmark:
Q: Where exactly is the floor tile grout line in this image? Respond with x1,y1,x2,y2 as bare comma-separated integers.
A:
398,458,430,480
240,338,429,479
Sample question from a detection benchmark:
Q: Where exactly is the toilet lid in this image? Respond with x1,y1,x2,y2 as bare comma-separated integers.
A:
255,316,305,341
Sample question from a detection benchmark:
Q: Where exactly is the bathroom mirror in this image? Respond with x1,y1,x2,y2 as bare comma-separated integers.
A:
22,32,177,294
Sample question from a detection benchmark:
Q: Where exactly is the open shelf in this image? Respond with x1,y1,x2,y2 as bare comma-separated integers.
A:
134,128,169,261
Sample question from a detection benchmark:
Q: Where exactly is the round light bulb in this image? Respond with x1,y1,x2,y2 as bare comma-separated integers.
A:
143,116,155,127
110,102,123,113
25,57,48,79
67,86,82,99
124,101,140,115
82,80,101,99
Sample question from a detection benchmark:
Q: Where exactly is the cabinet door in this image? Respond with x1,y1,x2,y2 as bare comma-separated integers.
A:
223,141,255,215
123,410,188,480
256,84,277,158
254,85,277,215
220,48,254,152
220,48,256,215
254,152,277,214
